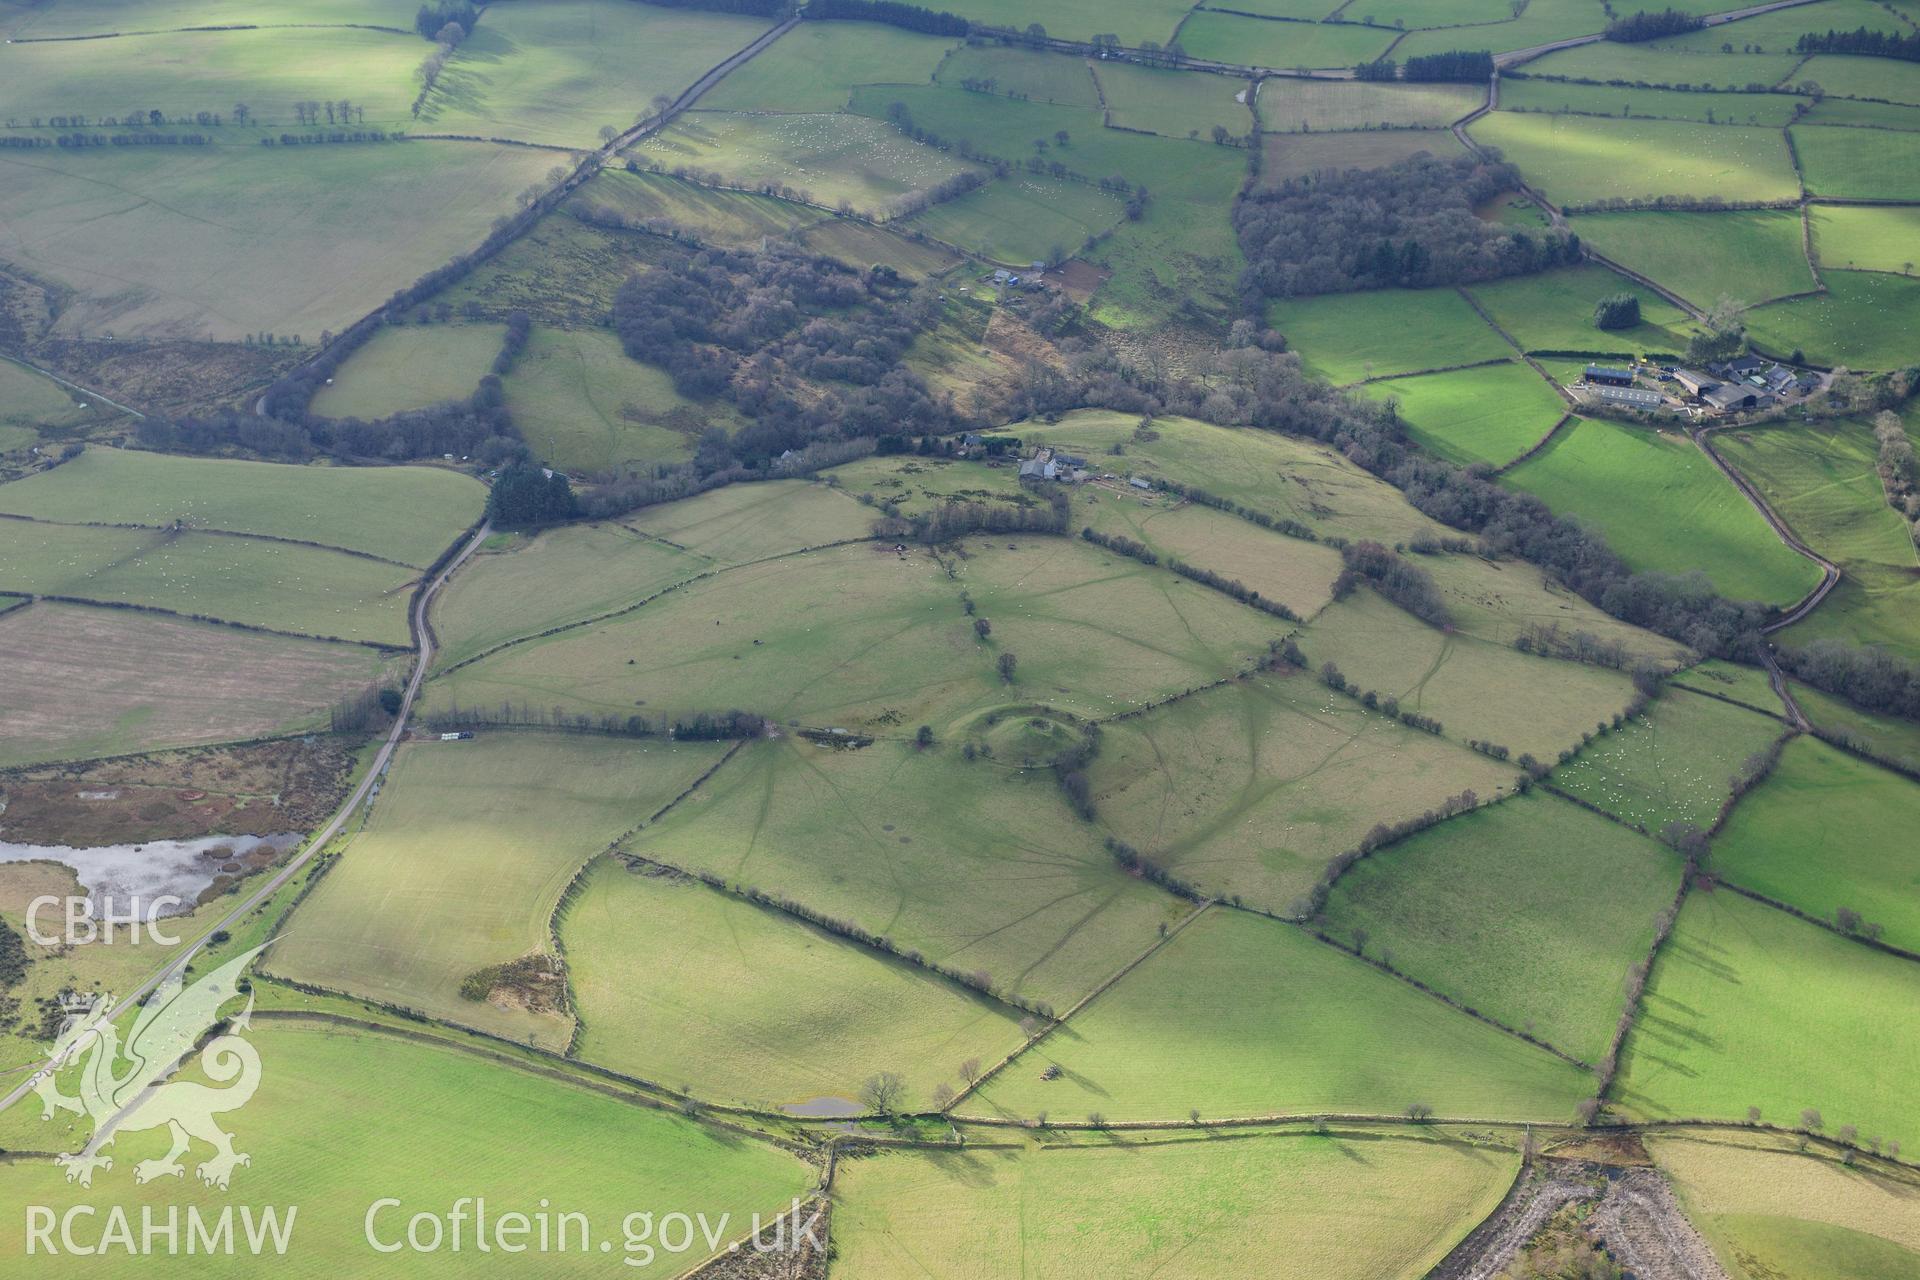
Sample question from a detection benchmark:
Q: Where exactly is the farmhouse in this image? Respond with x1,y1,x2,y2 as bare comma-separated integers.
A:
1584,364,1636,388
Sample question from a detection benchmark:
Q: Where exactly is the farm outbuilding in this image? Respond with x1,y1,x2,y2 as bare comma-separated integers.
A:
1702,384,1761,411
1673,369,1719,396
1584,364,1636,387
1592,384,1664,410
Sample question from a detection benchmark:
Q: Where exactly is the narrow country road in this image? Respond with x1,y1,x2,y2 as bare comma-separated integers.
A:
0,518,493,1114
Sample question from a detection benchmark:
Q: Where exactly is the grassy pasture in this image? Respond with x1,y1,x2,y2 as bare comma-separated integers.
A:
431,521,713,669
626,477,874,564
973,908,1591,1123
701,20,956,113
1176,12,1399,68
1794,682,1920,775
1501,418,1823,605
1614,888,1920,1152
0,1021,810,1279
1498,78,1807,126
0,446,483,565
501,326,712,476
1671,657,1785,714
1551,686,1784,830
1658,0,1897,49
1258,78,1482,132
1421,552,1690,665
904,173,1125,263
270,733,732,1048
1742,269,1920,370
823,453,1030,519
938,0,1191,44
1298,587,1640,762
1803,95,1920,129
2,0,418,37
1267,286,1513,383
1712,736,1920,951
1087,671,1518,913
0,141,558,341
1090,62,1253,140
1717,420,1920,660
1362,360,1567,467
1793,53,1920,105
1320,793,1680,1062
0,600,386,767
1574,209,1816,309
1257,127,1465,180
793,216,965,278
832,1134,1520,1280
1465,261,1693,361
572,167,824,243
565,857,1025,1111
1794,123,1920,200
934,44,1103,107
0,26,422,128
1079,494,1346,617
421,0,770,147
1811,204,1920,275
0,358,119,441
1387,0,1611,57
629,738,1188,1010
636,110,984,217
310,322,502,420
1524,45,1803,89
1470,113,1800,206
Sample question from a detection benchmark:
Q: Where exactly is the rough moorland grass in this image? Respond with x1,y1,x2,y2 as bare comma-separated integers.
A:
1711,736,1920,951
1421,553,1690,665
1501,418,1825,606
972,908,1592,1123
903,173,1125,263
1550,686,1784,830
1470,113,1799,206
1257,128,1466,182
1320,792,1681,1062
1176,11,1398,67
701,19,956,113
1574,209,1817,310
572,167,825,244
0,445,482,565
1793,124,1920,201
1090,61,1254,140
430,521,714,669
1811,205,1920,275
1362,360,1568,467
501,326,712,476
1497,79,1808,126
564,856,1025,1111
270,733,732,1047
1257,79,1482,132
1267,286,1513,384
0,519,419,645
0,600,387,767
1792,53,1920,105
421,0,771,147
1652,1133,1920,1278
1743,270,1920,371
832,1133,1520,1280
1298,588,1640,763
0,141,558,341
628,738,1189,1011
1794,681,1920,775
1717,419,1920,660
1614,889,1920,1151
1465,262,1696,356
0,1022,810,1279
1080,495,1346,617
938,0,1191,44
1089,671,1518,914
310,322,504,420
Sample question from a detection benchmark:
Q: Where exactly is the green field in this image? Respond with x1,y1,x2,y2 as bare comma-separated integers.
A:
822,453,1030,519
1503,418,1825,605
1614,889,1920,1151
0,446,482,564
1743,269,1920,370
500,326,713,477
933,44,1103,107
1298,587,1640,763
1471,114,1800,206
1717,420,1920,659
627,738,1188,1010
1794,124,1920,201
421,0,770,147
1795,682,1920,775
1464,262,1695,356
569,167,825,244
1423,552,1691,665
0,1021,811,1278
940,0,1192,44
1088,671,1518,913
832,1134,1520,1280
904,173,1125,263
1551,685,1785,829
0,141,558,340
1711,736,1920,952
1362,360,1567,467
1498,79,1808,126
0,358,118,442
1267,286,1514,383
1090,61,1253,140
1388,0,1615,58
269,733,734,1047
1523,46,1804,90
1257,78,1482,132
1811,205,1920,276
793,215,965,277
1671,657,1786,715
1080,494,1346,617
310,322,503,420
1175,12,1399,68
1320,792,1681,1062
626,477,875,563
1575,209,1817,310
701,19,955,113
972,907,1592,1123
1258,127,1466,180
2,0,417,37
1803,95,1920,129
564,856,1025,1111
1794,53,1920,105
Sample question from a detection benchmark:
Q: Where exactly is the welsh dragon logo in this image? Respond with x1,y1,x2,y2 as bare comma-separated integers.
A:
33,946,267,1191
